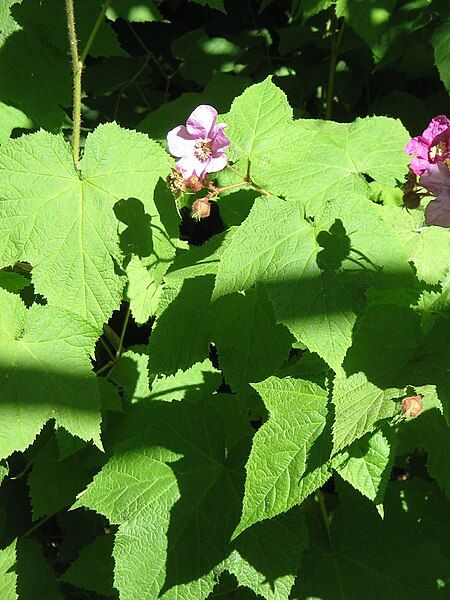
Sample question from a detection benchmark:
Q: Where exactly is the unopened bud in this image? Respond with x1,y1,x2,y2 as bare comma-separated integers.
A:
191,198,211,220
186,175,203,192
401,395,423,418
403,190,421,209
166,167,186,197
402,168,418,193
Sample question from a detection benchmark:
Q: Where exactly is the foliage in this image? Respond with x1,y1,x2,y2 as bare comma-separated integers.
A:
0,0,449,599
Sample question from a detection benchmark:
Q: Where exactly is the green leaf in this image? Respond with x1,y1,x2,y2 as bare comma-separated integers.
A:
332,429,394,502
0,102,32,144
213,196,355,371
107,0,163,22
148,275,214,375
298,0,335,21
332,372,399,452
0,0,124,130
16,538,62,600
28,434,104,519
0,460,8,485
0,124,171,329
336,0,396,53
0,540,16,600
76,396,252,600
234,377,329,537
225,510,308,600
398,407,450,499
0,271,30,294
211,286,292,393
109,346,150,404
431,17,450,94
294,481,450,599
223,79,409,207
146,232,230,375
287,116,410,210
189,0,226,13
0,289,101,458
114,191,179,325
149,359,221,402
412,275,450,334
379,205,450,284
171,28,242,86
61,535,117,597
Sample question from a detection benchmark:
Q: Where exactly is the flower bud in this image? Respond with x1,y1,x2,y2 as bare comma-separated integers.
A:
166,167,186,197
186,175,203,192
191,198,211,220
401,395,423,418
403,190,421,209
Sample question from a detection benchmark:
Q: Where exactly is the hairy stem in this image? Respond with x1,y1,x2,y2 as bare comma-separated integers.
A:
80,0,111,63
65,0,82,165
66,0,111,165
325,16,345,120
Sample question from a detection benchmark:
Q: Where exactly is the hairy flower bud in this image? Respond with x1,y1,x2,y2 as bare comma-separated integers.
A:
191,198,211,220
401,395,423,418
166,167,186,197
403,190,421,209
186,175,203,192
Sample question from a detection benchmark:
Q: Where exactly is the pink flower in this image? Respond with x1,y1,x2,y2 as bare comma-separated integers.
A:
420,162,450,227
405,115,450,175
167,105,230,180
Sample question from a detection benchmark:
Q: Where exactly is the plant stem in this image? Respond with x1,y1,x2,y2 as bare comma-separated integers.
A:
65,0,82,166
22,514,53,539
116,305,131,360
100,336,116,361
325,17,345,120
316,490,331,540
95,360,114,376
80,0,111,63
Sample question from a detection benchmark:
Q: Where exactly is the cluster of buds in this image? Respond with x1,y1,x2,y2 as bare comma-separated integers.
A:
166,166,214,220
401,168,421,210
166,167,205,197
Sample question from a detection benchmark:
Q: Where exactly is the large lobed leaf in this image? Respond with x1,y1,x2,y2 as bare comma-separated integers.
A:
0,123,171,331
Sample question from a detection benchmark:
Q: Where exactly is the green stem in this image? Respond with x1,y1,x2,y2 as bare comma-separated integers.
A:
65,0,82,166
80,0,112,63
116,305,131,360
100,336,116,362
316,490,331,540
95,360,114,376
21,514,53,539
325,17,345,120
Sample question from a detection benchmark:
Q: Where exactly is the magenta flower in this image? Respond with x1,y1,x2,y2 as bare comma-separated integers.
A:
167,105,230,180
405,115,450,175
420,162,450,227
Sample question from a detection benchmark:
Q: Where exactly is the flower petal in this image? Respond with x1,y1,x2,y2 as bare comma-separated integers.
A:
410,156,432,176
211,124,230,153
420,162,450,195
425,195,450,227
177,156,208,179
405,137,428,159
422,115,450,144
205,154,227,174
186,105,218,138
167,125,196,158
